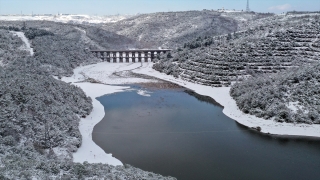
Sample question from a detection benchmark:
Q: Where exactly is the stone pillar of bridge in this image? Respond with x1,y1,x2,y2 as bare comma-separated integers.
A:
101,52,104,61
131,52,136,63
112,52,117,63
138,52,142,62
102,52,106,61
119,52,123,63
98,52,103,60
144,51,149,62
151,51,155,61
125,52,130,63
142,51,146,62
106,52,110,62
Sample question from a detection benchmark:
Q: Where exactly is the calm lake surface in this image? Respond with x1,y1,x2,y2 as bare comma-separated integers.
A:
93,86,320,180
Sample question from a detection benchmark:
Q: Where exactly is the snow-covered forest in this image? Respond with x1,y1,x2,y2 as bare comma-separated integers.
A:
1,10,320,179
81,25,142,50
0,29,30,66
1,21,100,76
0,20,176,179
230,63,320,124
102,11,273,48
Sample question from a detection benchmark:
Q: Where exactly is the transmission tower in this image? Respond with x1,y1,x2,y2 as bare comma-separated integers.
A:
246,0,250,12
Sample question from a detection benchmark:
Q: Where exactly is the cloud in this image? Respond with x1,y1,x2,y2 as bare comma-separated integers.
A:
268,4,292,11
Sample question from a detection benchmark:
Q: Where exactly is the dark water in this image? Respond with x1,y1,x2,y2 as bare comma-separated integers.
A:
93,87,320,180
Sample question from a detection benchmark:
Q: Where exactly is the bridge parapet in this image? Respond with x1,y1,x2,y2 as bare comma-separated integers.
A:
90,49,171,63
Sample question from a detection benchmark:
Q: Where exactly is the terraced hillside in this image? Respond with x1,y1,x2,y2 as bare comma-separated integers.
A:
102,10,273,49
153,13,320,87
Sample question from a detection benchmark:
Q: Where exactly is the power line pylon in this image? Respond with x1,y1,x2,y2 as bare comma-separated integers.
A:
246,0,250,12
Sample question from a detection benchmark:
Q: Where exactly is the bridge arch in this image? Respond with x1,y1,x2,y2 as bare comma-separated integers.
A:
90,49,171,63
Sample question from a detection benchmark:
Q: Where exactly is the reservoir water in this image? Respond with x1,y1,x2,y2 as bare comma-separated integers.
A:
93,86,320,180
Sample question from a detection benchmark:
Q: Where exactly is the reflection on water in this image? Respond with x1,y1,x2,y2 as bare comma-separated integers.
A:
93,87,320,180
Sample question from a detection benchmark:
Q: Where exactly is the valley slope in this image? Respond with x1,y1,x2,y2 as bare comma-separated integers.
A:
102,10,273,48
1,10,319,179
0,21,176,179
153,12,320,125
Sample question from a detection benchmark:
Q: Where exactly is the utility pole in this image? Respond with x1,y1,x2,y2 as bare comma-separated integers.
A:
246,0,250,12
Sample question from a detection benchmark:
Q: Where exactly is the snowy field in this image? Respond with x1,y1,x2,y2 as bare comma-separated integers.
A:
0,14,129,24
62,62,320,165
61,63,159,166
70,63,159,85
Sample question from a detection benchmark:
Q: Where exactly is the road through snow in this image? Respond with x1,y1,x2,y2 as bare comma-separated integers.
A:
12,31,34,56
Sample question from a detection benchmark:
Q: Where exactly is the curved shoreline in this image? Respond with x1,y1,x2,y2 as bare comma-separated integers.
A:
133,63,320,138
61,63,159,165
62,62,319,166
61,67,131,166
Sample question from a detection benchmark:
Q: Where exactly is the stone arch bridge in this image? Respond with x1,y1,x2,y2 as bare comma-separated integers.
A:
91,49,172,63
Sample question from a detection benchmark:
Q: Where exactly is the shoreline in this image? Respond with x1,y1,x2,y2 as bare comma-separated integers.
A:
61,63,160,165
62,67,130,166
62,61,319,165
132,63,320,138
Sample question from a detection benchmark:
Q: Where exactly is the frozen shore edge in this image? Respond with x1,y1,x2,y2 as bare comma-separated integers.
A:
61,72,130,166
133,63,320,138
61,62,319,166
61,63,156,165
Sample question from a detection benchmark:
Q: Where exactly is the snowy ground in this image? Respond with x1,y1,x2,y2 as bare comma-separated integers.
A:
0,14,129,24
61,63,158,166
62,61,320,166
11,31,34,56
72,62,159,85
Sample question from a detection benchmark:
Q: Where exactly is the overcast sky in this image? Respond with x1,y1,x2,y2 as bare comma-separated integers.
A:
0,0,319,15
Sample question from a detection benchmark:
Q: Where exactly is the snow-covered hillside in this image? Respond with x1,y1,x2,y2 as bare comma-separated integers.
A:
0,29,30,66
152,12,320,126
11,31,34,56
0,20,175,180
0,11,274,50
154,13,320,86
231,63,320,124
1,9,320,179
101,10,273,49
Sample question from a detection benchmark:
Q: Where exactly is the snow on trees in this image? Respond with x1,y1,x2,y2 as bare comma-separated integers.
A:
0,21,176,179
